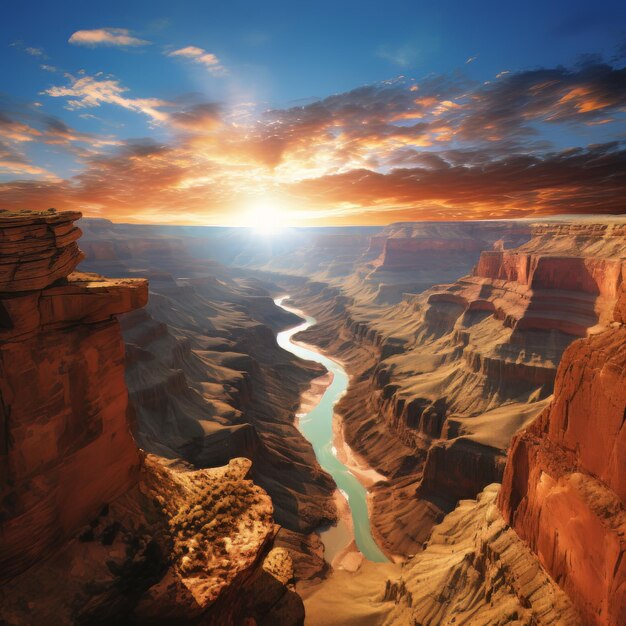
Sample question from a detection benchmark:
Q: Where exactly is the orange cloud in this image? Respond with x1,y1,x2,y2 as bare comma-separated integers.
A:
167,46,225,75
1,57,625,225
556,87,612,114
68,28,150,47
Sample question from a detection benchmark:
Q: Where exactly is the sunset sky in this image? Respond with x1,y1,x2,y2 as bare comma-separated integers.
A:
1,0,626,225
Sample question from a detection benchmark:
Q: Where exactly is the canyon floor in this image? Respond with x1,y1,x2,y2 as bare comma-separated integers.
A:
0,211,624,625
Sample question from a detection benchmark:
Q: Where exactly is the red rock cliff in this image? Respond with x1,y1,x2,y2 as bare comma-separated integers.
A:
498,290,626,625
0,209,148,580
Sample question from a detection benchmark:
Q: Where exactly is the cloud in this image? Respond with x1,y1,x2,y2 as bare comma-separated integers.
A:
44,75,169,123
0,150,54,177
0,94,122,173
0,113,59,178
68,28,150,47
1,52,625,224
289,143,626,219
2,135,624,223
10,42,49,59
167,46,225,75
453,62,626,142
169,102,222,132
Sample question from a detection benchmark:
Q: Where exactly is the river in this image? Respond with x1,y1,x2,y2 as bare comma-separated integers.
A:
275,296,388,563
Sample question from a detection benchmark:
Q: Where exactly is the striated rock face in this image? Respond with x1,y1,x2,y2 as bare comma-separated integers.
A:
0,208,84,292
498,315,626,624
346,221,531,306
304,486,580,625
383,485,580,626
474,252,624,331
0,210,148,581
378,236,485,269
374,221,529,269
380,486,580,625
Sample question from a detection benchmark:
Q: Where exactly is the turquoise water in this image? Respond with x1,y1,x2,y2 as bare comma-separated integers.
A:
275,296,388,563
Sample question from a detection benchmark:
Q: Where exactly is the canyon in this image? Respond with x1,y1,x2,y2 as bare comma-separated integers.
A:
0,209,624,625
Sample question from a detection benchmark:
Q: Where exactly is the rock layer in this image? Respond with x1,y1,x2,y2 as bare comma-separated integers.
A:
0,210,148,580
498,316,626,624
304,486,580,625
0,208,83,292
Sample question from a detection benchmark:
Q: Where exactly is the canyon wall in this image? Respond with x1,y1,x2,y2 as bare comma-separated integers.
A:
305,485,581,625
294,220,625,558
305,229,625,624
498,294,626,625
375,221,529,270
379,287,624,624
0,209,147,579
340,220,531,306
306,308,625,623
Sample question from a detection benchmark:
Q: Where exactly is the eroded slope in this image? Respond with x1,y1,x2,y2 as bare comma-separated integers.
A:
293,220,625,557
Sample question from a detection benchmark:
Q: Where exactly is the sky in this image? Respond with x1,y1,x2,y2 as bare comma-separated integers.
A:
1,0,625,226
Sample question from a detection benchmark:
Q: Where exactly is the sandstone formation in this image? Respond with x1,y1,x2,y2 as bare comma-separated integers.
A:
498,298,626,624
304,485,580,625
0,210,304,625
0,210,147,580
357,221,530,304
374,221,528,268
0,208,84,292
1,455,304,625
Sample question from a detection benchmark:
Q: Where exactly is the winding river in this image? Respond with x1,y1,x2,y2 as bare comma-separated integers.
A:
275,296,388,563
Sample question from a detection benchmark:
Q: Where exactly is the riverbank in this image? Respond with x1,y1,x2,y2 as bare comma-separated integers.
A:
275,296,388,565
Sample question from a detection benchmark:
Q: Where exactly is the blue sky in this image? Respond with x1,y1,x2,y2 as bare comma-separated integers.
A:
1,0,625,224
5,1,626,107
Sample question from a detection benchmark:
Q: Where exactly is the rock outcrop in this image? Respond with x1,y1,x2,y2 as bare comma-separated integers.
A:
0,209,84,292
0,209,147,580
1,455,304,625
498,295,626,625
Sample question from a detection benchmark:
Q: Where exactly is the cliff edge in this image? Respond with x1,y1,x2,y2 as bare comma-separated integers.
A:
498,286,626,625
0,209,304,625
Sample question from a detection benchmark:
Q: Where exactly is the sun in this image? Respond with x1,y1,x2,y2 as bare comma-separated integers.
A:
240,200,286,235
